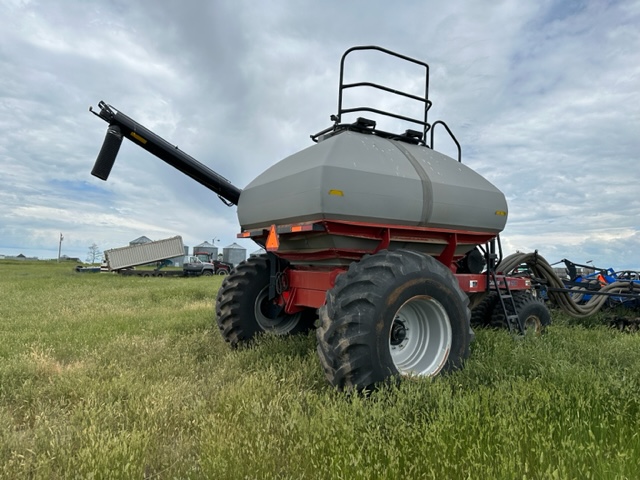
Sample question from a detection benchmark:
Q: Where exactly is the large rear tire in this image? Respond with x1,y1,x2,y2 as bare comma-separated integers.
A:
216,255,315,347
317,249,472,391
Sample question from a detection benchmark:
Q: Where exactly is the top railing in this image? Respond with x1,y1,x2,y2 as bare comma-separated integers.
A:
336,45,431,138
311,46,462,162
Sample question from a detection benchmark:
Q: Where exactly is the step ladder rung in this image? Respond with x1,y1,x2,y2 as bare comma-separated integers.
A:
489,269,525,335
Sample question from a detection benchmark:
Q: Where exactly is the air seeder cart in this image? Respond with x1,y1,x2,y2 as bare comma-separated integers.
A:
89,46,549,390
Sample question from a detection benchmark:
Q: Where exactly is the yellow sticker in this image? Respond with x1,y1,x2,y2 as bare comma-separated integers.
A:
130,132,148,144
495,210,507,216
328,189,344,196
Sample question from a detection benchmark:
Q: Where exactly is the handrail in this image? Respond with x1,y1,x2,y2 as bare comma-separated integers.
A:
337,46,431,139
430,120,462,163
311,46,462,164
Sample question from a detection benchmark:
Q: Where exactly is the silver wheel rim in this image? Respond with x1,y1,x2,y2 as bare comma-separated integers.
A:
388,295,452,376
523,314,543,336
254,286,301,334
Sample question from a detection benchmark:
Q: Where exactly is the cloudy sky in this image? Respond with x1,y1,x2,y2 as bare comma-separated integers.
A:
1,0,639,269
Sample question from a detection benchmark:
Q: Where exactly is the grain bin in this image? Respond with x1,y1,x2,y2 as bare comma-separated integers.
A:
222,242,246,266
194,240,218,258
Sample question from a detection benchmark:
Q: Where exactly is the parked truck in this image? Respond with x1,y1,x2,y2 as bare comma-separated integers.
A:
191,252,233,275
183,255,233,276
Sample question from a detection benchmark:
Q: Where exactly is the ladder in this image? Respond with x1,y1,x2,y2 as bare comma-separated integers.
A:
485,239,525,335
490,271,525,334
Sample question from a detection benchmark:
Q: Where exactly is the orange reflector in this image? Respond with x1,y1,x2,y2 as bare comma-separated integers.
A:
239,231,251,238
291,225,303,232
266,225,279,251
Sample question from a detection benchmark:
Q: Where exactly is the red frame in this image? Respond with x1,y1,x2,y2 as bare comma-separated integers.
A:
239,219,530,314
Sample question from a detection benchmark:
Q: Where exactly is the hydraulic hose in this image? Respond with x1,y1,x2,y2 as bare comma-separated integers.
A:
497,252,635,319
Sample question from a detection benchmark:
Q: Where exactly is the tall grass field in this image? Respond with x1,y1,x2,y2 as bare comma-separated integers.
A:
1,260,639,479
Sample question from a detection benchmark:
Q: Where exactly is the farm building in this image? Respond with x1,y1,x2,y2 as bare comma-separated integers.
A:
129,236,152,246
222,242,246,266
194,241,218,259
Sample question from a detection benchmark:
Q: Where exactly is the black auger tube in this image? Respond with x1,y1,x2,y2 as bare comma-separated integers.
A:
90,101,242,206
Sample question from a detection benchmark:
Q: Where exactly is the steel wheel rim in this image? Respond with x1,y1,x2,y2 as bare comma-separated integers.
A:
388,295,452,376
254,286,301,334
523,314,543,336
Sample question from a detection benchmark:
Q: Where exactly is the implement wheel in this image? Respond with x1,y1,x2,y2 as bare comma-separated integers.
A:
490,291,551,334
216,255,314,347
317,249,472,391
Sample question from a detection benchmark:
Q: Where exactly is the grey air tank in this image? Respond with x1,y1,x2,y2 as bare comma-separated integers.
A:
237,130,508,234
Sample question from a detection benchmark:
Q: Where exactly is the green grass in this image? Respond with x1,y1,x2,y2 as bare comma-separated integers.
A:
1,260,639,479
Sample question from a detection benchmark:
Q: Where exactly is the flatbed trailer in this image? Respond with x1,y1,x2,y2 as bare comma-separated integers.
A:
117,268,186,278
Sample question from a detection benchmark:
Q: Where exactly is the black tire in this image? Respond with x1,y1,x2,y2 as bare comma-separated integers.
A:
470,292,499,328
489,291,551,334
317,249,472,391
202,270,214,277
216,255,315,347
216,269,229,275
